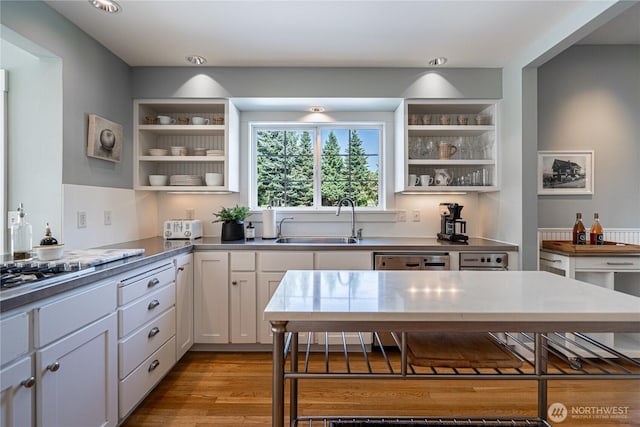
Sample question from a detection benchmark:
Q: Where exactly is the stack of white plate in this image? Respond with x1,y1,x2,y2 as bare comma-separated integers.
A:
206,149,224,156
169,175,203,186
148,148,168,156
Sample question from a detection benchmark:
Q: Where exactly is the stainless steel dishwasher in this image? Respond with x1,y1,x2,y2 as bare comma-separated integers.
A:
373,253,450,271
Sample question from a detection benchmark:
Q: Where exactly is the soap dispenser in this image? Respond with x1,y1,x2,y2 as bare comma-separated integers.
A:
11,203,33,260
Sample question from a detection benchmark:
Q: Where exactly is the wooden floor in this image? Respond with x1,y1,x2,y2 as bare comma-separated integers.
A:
122,351,640,427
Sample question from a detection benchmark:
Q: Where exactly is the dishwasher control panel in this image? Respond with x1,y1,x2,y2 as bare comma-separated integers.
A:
459,252,508,270
374,253,450,270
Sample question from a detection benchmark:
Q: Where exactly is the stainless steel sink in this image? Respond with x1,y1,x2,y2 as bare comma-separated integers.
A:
274,236,358,244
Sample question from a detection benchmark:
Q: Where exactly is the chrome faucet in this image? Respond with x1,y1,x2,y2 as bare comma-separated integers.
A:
277,217,294,239
336,197,357,240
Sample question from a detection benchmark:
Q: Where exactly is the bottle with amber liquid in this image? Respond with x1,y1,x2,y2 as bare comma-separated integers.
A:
572,212,586,245
590,213,604,245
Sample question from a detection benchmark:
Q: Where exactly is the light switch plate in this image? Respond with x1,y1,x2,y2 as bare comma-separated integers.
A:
412,210,421,222
104,210,112,226
396,210,406,222
77,211,87,228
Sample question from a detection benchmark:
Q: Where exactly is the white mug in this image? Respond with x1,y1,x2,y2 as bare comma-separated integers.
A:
420,175,434,186
205,172,223,186
157,115,176,125
191,117,210,125
408,174,419,186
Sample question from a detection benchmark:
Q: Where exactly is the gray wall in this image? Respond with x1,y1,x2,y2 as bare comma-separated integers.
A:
132,67,501,100
538,45,640,228
1,1,133,189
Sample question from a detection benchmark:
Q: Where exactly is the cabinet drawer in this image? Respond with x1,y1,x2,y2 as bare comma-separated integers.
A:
119,336,176,418
1,311,30,366
119,307,176,379
118,284,175,338
35,279,117,347
258,251,314,271
575,256,640,271
230,251,255,271
118,264,175,305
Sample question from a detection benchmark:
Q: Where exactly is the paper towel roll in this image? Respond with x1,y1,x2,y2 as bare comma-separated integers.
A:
262,208,277,239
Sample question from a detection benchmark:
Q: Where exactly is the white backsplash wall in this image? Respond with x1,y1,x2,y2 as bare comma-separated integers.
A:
63,184,158,250
156,192,481,239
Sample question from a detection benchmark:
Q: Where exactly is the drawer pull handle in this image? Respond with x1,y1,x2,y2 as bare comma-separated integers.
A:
148,299,160,310
232,280,238,285
147,278,160,288
540,257,561,263
606,261,634,266
21,376,36,388
178,267,185,272
47,362,60,372
148,359,160,372
148,327,160,338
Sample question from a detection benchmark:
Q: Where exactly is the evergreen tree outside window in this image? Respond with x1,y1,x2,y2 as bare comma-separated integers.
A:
254,124,381,209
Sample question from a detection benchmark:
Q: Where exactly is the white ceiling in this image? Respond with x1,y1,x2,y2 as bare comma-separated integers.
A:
43,0,633,68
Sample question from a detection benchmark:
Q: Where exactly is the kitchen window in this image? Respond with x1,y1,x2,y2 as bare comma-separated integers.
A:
252,124,382,209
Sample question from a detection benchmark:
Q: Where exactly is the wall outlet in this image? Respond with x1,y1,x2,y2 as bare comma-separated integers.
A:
411,210,421,222
104,210,112,226
77,211,87,229
396,210,406,222
186,208,195,220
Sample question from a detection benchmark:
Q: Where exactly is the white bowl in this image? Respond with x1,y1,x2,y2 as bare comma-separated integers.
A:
170,146,186,156
148,148,168,156
34,244,65,261
149,175,168,186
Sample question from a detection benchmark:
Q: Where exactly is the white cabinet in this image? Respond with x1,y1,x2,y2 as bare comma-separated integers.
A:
229,252,257,343
134,98,239,192
539,250,640,357
194,252,229,343
116,262,176,420
314,251,373,346
0,356,34,427
395,100,499,193
257,251,315,344
175,253,194,360
33,279,118,427
36,313,117,427
1,311,33,427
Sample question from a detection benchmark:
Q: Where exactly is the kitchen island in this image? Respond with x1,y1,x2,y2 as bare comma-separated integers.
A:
264,270,640,426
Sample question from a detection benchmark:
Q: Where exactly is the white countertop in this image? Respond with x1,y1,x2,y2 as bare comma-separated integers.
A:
264,270,640,324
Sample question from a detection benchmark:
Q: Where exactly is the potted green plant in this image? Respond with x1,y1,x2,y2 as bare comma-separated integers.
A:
213,205,251,241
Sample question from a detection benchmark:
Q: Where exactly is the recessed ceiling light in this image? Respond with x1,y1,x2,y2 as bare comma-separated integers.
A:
186,55,207,65
88,0,121,13
309,106,325,113
428,57,448,66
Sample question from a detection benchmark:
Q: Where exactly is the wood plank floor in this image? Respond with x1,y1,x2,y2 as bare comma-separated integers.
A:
122,351,639,427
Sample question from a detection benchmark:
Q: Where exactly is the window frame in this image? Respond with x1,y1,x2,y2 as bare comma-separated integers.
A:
250,122,384,211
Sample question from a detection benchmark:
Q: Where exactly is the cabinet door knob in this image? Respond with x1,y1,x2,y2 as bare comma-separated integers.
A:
178,267,185,272
21,376,36,388
47,362,60,372
148,359,160,372
147,278,160,288
148,327,160,338
232,281,238,285
148,299,160,310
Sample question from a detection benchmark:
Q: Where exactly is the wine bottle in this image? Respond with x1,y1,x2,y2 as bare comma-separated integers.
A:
590,213,604,245
572,212,586,245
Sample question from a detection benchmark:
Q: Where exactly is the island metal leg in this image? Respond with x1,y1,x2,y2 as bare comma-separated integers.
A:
535,333,549,421
272,321,287,427
290,332,299,424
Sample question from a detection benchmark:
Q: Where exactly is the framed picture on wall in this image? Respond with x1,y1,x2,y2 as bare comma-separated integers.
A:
537,150,594,195
87,114,123,162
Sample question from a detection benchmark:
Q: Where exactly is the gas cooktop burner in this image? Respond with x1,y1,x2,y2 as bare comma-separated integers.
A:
1,261,92,290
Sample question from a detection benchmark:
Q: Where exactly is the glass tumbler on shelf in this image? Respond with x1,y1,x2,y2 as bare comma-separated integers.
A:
425,139,436,159
408,137,419,159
